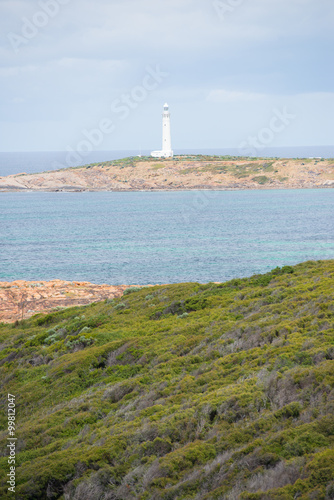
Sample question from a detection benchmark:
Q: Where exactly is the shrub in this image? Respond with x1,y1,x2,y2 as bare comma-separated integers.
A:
326,481,334,499
274,402,302,420
105,298,115,305
79,326,92,334
252,175,270,184
284,431,328,458
65,336,94,350
184,296,207,312
44,330,66,345
317,416,334,437
114,303,127,310
159,441,216,477
142,437,172,457
123,287,143,295
35,313,57,326
103,382,135,403
178,313,189,319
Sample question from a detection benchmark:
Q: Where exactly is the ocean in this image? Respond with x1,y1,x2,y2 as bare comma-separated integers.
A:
0,146,334,177
0,190,333,285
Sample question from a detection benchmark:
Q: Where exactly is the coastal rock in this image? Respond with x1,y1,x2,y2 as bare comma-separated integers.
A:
0,157,333,192
0,280,140,323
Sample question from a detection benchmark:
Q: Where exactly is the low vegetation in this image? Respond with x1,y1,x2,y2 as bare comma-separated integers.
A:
0,260,333,499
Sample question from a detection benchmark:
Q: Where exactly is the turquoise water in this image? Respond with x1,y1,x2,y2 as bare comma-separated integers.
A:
0,190,333,284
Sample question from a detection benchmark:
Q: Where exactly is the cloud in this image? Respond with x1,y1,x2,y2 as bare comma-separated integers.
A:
206,90,267,103
0,0,333,151
2,0,329,63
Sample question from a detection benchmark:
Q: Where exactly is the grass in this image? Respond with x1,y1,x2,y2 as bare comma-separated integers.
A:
252,175,271,185
0,260,333,499
150,164,165,171
178,161,278,181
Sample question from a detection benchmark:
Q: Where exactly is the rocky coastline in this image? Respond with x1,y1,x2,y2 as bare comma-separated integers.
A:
0,280,141,323
0,156,333,192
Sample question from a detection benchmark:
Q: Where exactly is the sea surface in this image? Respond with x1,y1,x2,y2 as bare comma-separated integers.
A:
0,190,333,285
0,146,334,177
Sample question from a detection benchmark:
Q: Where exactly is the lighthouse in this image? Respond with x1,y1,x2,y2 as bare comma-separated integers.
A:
151,103,174,158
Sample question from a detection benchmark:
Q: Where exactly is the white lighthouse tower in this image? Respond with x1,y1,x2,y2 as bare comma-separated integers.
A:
151,103,173,158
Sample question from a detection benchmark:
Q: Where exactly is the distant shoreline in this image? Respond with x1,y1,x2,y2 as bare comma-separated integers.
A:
2,148,334,178
0,155,333,192
1,186,334,193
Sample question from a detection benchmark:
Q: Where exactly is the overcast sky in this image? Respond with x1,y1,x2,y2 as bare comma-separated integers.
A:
1,0,333,152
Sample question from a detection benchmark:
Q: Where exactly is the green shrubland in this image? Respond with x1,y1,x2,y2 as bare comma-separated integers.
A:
0,260,333,499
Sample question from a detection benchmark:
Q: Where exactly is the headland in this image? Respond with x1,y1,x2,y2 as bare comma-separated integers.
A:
0,155,334,192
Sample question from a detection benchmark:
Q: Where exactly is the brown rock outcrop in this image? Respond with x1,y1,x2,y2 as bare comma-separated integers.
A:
0,280,140,323
0,157,333,192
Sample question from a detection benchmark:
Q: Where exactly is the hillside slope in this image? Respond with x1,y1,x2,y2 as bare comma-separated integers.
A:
0,260,334,499
0,155,334,192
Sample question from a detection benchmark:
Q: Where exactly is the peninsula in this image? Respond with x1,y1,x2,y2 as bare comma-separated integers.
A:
1,155,334,192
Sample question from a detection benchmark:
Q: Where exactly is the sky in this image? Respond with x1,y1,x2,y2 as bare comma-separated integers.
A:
1,0,334,152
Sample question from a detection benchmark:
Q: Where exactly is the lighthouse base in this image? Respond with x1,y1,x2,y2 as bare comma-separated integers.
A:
151,150,174,158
